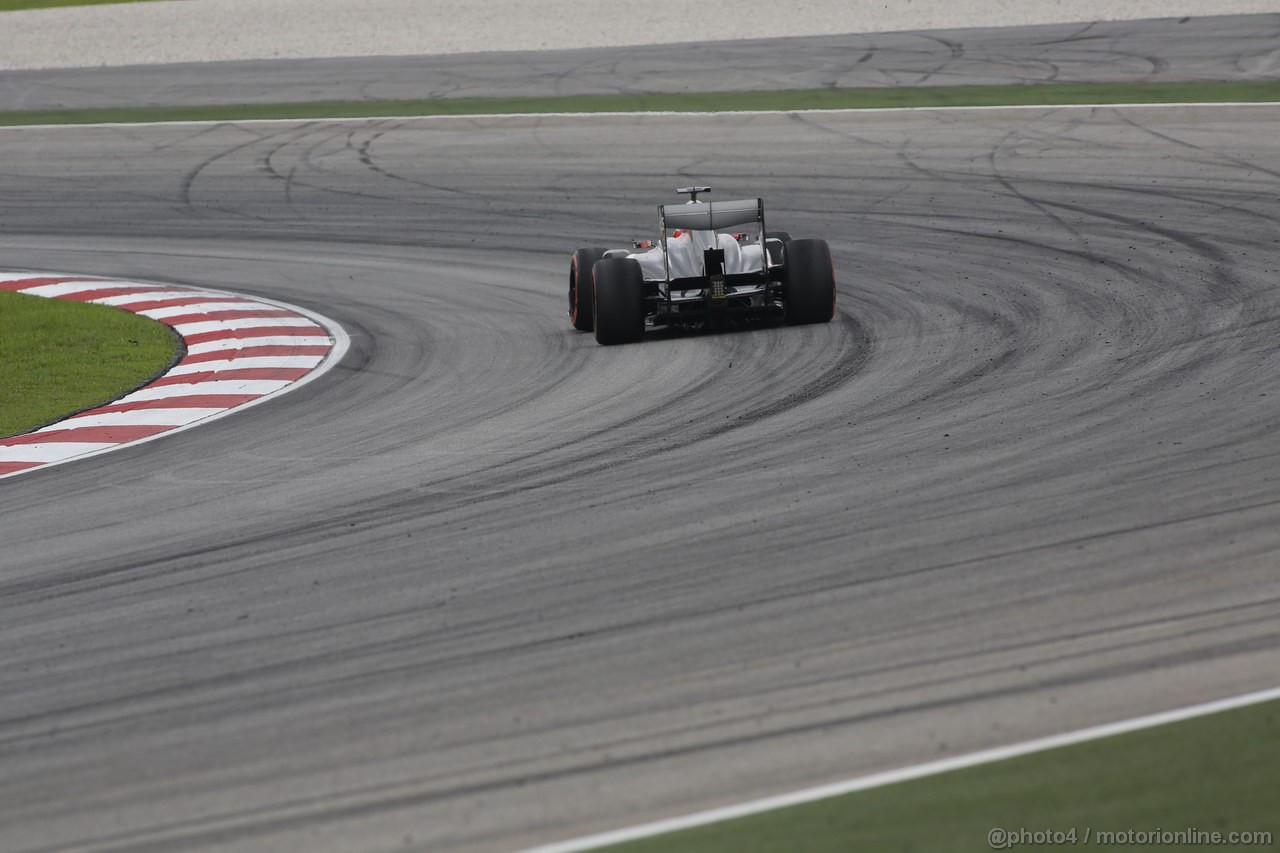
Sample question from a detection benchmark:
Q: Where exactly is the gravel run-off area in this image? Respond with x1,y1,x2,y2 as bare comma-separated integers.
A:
1,0,1277,70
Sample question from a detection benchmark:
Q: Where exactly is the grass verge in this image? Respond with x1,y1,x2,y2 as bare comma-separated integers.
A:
0,290,177,437
0,0,167,10
602,698,1280,852
0,0,164,11
1,80,1278,127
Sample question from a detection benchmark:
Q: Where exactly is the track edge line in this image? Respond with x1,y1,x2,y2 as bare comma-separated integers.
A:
521,684,1280,853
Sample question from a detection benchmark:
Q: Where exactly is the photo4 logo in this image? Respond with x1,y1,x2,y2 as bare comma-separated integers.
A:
988,826,1274,848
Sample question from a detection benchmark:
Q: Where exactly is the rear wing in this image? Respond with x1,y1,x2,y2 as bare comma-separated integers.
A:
660,198,763,232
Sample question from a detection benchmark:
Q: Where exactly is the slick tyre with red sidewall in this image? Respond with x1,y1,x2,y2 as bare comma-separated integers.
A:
785,238,836,325
593,257,646,345
570,248,608,331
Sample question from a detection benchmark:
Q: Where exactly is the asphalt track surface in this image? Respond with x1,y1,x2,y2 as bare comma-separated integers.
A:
2,13,1279,111
2,21,1280,853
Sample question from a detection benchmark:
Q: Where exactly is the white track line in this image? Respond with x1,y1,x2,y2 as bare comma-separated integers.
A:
523,685,1280,853
0,442,117,463
167,355,324,374
169,317,320,335
18,279,152,297
94,289,232,306
3,101,1279,132
119,379,293,400
137,301,275,319
185,335,333,354
64,409,227,428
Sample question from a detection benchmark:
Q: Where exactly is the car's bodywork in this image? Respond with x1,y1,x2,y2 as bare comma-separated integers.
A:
617,188,786,326
570,187,835,345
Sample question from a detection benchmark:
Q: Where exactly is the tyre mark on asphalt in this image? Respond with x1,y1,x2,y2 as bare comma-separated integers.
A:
18,614,1279,853
177,122,312,219
5,105,1280,852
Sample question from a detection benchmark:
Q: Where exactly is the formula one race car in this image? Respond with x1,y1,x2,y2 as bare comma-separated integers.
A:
569,187,835,345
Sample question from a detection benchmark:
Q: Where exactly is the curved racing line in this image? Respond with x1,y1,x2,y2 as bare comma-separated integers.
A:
0,271,348,479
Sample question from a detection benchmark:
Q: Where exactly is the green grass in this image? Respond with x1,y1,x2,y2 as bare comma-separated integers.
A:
0,0,164,11
0,290,177,437
1,80,1278,127
605,699,1280,852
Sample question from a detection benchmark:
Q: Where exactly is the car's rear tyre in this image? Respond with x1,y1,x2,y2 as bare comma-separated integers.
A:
593,258,646,345
570,248,607,331
785,238,836,325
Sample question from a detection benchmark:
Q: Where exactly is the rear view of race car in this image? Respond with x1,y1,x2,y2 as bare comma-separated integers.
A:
569,187,835,345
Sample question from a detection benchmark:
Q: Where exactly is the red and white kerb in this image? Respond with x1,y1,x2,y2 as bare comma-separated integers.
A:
1,271,345,479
